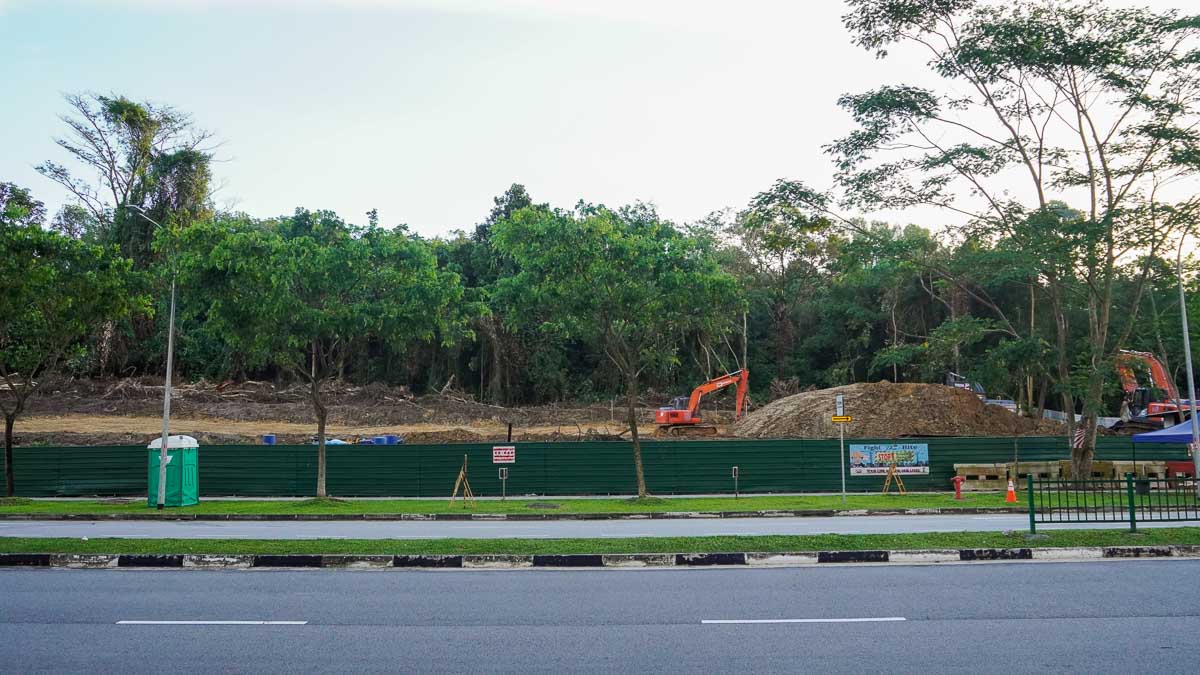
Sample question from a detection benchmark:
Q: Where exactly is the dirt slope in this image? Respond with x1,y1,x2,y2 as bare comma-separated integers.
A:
732,381,1065,439
16,377,661,446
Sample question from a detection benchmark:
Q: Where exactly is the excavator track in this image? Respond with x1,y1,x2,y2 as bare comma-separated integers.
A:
655,425,719,438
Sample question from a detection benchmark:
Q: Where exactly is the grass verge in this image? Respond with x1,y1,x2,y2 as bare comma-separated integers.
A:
0,493,1017,516
2,528,1198,555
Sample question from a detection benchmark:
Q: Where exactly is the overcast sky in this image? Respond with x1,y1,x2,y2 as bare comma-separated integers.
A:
1,0,1193,237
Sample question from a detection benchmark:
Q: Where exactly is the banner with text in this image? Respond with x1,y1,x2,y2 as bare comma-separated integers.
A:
849,443,929,475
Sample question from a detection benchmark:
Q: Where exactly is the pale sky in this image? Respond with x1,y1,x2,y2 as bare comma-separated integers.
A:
1,0,1193,237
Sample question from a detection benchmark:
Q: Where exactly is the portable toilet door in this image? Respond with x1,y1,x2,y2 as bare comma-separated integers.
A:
147,435,200,507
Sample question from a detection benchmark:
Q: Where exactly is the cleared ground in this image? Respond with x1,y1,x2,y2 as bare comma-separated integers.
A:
15,414,633,445
17,377,712,445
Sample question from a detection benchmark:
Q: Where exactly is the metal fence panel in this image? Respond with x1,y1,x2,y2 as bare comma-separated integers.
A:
1,435,1190,498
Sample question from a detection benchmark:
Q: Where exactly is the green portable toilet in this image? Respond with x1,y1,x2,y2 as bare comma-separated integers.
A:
147,435,200,507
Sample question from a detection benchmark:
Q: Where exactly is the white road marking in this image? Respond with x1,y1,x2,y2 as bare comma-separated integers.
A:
702,617,906,624
117,620,307,625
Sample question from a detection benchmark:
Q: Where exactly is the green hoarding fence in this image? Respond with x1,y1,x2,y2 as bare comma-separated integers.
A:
0,436,1190,498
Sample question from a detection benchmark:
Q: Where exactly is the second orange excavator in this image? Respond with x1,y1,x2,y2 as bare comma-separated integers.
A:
654,369,749,437
1116,349,1193,428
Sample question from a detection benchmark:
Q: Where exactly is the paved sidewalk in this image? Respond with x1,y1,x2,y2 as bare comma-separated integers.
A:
0,514,1179,539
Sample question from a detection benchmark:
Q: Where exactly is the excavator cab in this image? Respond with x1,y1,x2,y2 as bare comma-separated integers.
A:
1127,388,1151,417
664,396,690,411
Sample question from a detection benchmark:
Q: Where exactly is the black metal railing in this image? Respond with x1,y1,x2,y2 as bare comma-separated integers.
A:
1028,474,1200,532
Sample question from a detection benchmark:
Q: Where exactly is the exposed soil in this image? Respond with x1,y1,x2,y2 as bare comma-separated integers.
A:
16,377,735,446
732,381,1067,439
14,377,1066,446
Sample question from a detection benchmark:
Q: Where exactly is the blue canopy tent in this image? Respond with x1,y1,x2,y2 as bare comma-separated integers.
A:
1132,418,1199,444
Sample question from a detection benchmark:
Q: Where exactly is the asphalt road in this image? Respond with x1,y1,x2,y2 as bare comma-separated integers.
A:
0,514,1180,539
1,561,1198,673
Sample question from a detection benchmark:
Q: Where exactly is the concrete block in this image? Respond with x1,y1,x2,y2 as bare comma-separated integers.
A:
183,555,252,568
1030,547,1104,560
887,550,960,564
675,553,747,566
746,552,820,566
532,554,605,567
600,554,674,567
462,555,533,568
818,550,888,563
1103,546,1172,558
118,554,184,567
320,555,393,568
251,555,322,567
51,554,119,568
0,553,51,566
958,548,1032,561
393,555,462,568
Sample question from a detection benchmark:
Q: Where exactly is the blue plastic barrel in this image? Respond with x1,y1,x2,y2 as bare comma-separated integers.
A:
262,434,276,445
374,436,387,445
385,435,399,445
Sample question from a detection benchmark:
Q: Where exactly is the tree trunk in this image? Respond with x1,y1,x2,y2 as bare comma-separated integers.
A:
1035,375,1048,421
1072,416,1097,480
311,379,328,498
4,413,14,498
1072,368,1107,479
626,375,648,498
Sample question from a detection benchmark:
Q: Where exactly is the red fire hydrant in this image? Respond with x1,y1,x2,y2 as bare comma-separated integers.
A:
951,475,966,500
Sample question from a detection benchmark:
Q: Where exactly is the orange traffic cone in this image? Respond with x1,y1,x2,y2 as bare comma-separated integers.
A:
1005,479,1018,503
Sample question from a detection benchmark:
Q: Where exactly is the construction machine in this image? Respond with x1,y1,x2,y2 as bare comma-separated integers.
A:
654,369,749,437
946,372,986,399
1116,350,1193,428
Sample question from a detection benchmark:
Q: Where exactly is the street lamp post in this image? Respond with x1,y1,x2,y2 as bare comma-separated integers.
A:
1177,236,1200,495
127,205,175,510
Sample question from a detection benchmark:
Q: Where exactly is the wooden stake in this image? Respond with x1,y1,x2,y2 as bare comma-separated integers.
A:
881,462,907,495
449,454,476,508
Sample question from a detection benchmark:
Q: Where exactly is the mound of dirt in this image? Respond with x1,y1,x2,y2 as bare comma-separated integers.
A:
732,381,1066,439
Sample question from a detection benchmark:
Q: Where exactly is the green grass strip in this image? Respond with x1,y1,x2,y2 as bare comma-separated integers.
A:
0,493,1019,516
2,527,1199,556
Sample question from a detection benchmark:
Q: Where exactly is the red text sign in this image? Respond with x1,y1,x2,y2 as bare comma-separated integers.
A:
492,446,516,464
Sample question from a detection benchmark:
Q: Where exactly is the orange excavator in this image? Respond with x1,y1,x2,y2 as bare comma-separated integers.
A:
654,369,749,437
1116,350,1192,428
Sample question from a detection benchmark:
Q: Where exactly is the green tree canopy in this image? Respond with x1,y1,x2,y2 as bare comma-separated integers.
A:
492,202,741,496
1,186,145,495
175,211,472,496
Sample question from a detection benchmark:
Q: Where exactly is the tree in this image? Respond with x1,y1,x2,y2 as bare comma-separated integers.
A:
492,202,741,496
832,0,1200,477
0,183,46,227
176,211,471,497
0,186,143,496
737,180,836,380
36,93,213,376
37,95,208,214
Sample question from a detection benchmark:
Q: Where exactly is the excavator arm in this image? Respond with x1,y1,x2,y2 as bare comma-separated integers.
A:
684,369,750,421
1117,350,1180,400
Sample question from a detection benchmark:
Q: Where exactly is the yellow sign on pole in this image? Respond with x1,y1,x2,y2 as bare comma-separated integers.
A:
831,415,852,423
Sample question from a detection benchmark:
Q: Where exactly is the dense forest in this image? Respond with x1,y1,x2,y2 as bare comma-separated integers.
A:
4,0,1199,489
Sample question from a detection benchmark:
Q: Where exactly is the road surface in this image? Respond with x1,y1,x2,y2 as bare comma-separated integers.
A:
0,514,1180,539
1,561,1197,672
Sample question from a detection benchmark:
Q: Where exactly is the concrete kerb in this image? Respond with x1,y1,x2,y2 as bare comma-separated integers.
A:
3,545,1197,570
